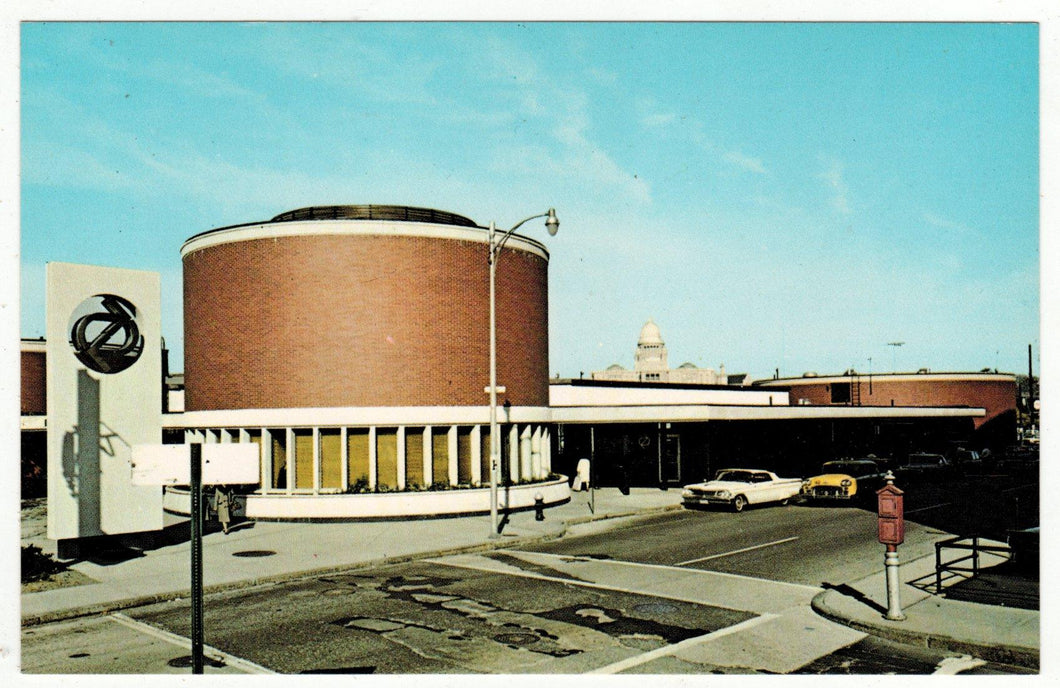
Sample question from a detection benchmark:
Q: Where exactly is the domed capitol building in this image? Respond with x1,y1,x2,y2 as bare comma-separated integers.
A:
591,319,736,385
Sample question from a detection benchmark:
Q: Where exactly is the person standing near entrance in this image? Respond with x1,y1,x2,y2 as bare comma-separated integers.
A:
214,486,232,534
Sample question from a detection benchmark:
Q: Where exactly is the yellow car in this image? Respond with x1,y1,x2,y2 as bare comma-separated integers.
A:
801,459,887,503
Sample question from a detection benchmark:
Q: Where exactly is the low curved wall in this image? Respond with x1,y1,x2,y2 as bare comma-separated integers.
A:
164,476,570,520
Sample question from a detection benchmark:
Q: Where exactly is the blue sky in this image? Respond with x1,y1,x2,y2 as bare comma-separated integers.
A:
18,21,1040,379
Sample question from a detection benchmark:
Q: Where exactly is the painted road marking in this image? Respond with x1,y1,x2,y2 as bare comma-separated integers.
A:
934,655,987,674
512,549,822,594
589,613,780,674
675,537,800,566
905,503,952,515
425,555,752,611
109,613,277,674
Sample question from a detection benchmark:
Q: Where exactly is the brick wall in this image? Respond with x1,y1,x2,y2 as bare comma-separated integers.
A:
184,230,549,411
783,377,1016,428
21,349,46,415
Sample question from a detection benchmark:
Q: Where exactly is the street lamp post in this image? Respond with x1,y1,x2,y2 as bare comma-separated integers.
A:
488,208,559,538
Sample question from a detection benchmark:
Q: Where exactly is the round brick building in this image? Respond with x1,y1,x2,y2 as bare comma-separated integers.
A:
177,206,565,519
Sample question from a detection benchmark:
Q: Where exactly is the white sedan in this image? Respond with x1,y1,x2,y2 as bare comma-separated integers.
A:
682,468,803,512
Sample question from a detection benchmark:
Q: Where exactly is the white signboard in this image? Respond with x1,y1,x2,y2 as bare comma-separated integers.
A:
131,444,260,486
47,263,163,539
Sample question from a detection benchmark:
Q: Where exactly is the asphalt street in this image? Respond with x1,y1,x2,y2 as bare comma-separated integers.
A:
21,498,1033,675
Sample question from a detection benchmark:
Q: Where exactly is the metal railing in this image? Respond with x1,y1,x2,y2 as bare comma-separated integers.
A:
934,535,1012,594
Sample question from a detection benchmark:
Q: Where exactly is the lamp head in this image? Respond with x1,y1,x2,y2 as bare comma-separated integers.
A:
545,208,560,236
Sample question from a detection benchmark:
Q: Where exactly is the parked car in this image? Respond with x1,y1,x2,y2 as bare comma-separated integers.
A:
682,468,803,512
994,445,1040,476
895,453,954,482
950,448,983,475
801,459,888,503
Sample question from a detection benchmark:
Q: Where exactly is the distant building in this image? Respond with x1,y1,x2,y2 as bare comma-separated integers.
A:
592,319,737,384
753,370,1017,448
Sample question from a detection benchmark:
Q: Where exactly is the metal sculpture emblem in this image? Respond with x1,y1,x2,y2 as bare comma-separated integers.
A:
69,294,144,374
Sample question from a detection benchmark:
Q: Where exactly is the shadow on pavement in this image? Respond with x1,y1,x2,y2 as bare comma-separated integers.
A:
58,518,256,566
820,582,887,615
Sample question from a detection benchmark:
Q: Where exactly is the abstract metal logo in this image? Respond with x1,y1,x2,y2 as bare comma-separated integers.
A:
69,294,144,374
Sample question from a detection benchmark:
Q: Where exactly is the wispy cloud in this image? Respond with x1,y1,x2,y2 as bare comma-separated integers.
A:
724,150,767,175
482,38,652,203
923,212,977,236
818,157,851,215
635,97,679,129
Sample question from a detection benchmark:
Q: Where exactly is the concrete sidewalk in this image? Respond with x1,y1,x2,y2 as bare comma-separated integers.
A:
21,488,1040,670
811,546,1039,669
20,488,682,626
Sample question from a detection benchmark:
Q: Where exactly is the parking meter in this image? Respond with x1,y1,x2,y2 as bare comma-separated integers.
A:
877,482,905,546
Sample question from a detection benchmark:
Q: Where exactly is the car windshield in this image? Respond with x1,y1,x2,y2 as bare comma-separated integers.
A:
907,454,944,465
823,462,875,476
714,470,757,483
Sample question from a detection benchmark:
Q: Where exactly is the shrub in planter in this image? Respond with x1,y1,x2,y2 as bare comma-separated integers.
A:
22,544,65,583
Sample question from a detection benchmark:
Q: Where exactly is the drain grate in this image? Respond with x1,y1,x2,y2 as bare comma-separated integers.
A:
232,550,276,558
168,655,227,668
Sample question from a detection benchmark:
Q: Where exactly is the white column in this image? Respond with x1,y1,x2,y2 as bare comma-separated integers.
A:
508,424,520,483
520,425,532,483
531,425,542,480
543,427,552,478
470,425,482,485
424,426,433,487
340,427,349,491
448,426,459,486
396,427,406,490
368,426,378,490
285,428,294,494
219,429,230,443
262,429,273,494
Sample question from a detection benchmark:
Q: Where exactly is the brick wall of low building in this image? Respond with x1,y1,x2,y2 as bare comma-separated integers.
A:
183,229,549,411
21,349,46,415
779,376,1016,428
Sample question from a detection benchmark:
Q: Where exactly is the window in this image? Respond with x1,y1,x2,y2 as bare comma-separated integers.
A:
432,428,449,485
376,429,398,489
294,429,313,489
347,429,370,488
831,382,851,404
405,428,425,489
320,430,342,489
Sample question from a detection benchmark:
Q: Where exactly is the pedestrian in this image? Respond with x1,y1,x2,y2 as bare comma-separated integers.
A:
214,485,232,534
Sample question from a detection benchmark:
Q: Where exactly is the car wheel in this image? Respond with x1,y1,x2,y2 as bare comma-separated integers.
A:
733,495,747,512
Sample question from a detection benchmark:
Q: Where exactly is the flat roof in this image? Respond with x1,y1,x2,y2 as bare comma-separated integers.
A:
552,404,986,424
755,371,1016,386
552,378,753,392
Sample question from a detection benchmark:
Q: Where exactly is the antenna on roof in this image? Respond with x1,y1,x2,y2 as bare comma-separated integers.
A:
886,342,905,372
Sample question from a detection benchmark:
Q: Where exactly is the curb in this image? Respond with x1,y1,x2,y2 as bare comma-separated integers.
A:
563,501,684,527
810,590,1039,670
20,527,567,628
21,502,679,627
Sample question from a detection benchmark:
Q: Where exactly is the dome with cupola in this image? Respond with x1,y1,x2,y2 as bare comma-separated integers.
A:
638,318,664,346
